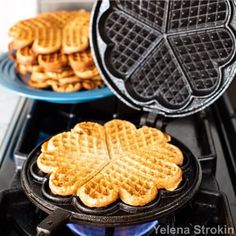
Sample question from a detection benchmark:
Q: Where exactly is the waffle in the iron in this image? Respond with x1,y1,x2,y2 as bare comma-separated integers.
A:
37,122,109,195
78,151,182,207
37,120,183,207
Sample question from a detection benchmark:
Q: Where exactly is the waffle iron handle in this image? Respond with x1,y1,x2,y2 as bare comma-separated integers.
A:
36,209,71,236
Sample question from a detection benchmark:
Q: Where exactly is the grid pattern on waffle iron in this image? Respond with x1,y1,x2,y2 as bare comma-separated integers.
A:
116,0,167,32
105,11,160,75
129,42,191,108
169,29,234,94
168,0,228,32
97,0,235,111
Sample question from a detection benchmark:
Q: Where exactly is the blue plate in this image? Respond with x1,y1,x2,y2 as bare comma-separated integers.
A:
0,53,113,103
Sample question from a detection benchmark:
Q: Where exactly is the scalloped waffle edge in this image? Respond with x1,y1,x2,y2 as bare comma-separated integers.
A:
37,120,184,207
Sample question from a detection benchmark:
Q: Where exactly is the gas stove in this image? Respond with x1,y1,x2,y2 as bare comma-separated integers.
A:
0,94,235,235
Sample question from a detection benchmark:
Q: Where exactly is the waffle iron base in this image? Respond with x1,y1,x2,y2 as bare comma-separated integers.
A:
21,135,202,228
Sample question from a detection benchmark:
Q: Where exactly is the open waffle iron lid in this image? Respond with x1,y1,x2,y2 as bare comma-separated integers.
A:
90,0,236,117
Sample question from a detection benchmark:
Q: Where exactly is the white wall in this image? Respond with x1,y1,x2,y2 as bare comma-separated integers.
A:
0,0,95,52
0,0,37,52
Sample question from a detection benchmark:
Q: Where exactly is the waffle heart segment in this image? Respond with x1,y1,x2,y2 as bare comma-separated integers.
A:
38,122,110,195
37,120,184,207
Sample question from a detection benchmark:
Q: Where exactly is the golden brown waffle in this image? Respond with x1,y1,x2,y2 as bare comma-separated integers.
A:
16,63,29,75
51,82,82,92
32,27,62,54
78,153,182,207
62,14,90,54
68,50,94,71
30,66,49,82
47,76,104,91
16,46,36,65
37,122,109,195
51,76,81,85
46,67,74,79
9,10,90,54
16,63,41,75
104,119,172,157
39,11,76,28
15,58,102,93
37,120,183,207
82,80,104,90
74,66,99,79
10,11,104,93
9,19,38,49
28,78,50,89
9,17,53,50
38,52,68,73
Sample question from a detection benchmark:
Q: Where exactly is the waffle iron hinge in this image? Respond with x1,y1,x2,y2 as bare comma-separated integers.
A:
140,112,166,130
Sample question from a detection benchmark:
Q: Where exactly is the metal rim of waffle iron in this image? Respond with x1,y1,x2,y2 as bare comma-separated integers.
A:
21,136,202,226
90,0,236,117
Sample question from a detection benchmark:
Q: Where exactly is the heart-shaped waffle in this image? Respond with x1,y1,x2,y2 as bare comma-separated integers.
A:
37,120,183,207
62,14,90,54
9,10,90,54
92,0,236,116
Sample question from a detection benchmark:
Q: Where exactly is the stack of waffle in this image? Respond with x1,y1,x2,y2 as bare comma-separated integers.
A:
8,10,104,92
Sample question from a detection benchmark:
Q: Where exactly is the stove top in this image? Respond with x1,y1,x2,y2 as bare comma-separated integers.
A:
0,95,235,235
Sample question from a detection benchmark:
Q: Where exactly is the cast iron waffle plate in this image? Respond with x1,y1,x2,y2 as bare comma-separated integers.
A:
91,0,236,117
21,136,202,226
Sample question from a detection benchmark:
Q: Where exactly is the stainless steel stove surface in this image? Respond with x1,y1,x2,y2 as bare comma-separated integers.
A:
0,95,235,236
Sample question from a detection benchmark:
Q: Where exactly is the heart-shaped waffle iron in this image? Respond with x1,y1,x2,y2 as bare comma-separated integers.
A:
22,125,201,226
91,0,236,117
